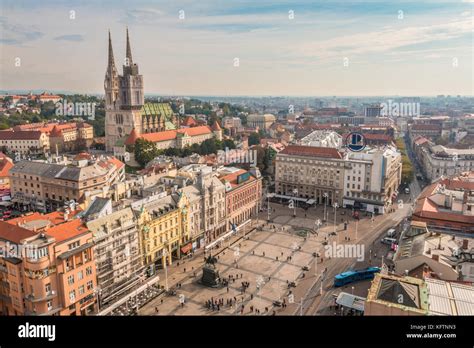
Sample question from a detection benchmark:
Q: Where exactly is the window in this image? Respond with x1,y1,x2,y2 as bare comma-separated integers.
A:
86,280,93,290
47,300,53,311
45,283,51,293
78,285,85,295
67,275,74,285
86,266,93,276
69,290,76,303
77,270,83,280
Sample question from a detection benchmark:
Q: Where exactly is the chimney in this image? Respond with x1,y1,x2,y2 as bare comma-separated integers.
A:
462,239,469,250
432,254,439,262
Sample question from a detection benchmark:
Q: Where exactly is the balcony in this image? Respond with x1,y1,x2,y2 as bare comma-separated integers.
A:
25,290,58,303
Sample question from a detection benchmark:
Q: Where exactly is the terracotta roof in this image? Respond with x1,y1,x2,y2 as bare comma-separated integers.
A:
7,210,81,227
129,126,212,144
0,157,13,177
125,128,139,145
49,125,63,137
0,221,37,244
0,130,42,140
211,121,222,131
220,169,256,188
414,136,430,146
45,219,90,243
279,145,343,159
182,116,198,127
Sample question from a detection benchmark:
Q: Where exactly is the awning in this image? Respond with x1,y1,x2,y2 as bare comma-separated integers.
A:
336,292,366,312
181,243,192,254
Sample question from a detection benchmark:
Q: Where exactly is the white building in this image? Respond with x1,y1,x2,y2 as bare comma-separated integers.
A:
299,130,342,149
343,146,402,214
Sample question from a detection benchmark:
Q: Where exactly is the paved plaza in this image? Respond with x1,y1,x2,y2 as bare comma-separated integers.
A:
138,200,411,316
139,226,321,315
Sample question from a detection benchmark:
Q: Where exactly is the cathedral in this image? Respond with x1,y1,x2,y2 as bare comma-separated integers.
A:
104,29,177,152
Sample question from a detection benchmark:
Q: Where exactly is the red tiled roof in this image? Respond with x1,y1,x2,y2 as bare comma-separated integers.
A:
49,125,63,137
7,210,81,227
182,116,198,127
211,121,222,131
0,130,42,140
411,124,441,131
130,126,212,144
125,128,139,145
0,221,37,244
279,145,343,159
45,219,89,243
0,157,13,178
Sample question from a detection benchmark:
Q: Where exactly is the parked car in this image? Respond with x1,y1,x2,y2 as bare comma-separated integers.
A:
381,237,397,245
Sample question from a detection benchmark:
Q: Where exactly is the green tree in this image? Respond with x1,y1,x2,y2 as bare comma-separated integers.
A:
248,132,261,146
134,138,160,167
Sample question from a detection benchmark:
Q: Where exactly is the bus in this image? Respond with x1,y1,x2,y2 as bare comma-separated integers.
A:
334,267,381,287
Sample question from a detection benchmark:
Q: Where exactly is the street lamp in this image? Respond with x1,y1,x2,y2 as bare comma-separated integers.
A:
93,287,102,314
162,248,169,291
314,219,322,277
292,188,298,217
333,203,338,235
323,193,328,222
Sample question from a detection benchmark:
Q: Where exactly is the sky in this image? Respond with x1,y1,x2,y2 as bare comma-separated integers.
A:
0,0,473,96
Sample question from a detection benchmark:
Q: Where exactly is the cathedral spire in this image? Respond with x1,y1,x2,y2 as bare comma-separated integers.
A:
126,27,133,65
108,30,116,69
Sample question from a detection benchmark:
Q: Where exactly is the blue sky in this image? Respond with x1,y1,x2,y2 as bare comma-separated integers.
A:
0,0,472,96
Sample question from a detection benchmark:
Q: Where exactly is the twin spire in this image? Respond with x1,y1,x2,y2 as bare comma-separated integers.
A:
107,27,134,71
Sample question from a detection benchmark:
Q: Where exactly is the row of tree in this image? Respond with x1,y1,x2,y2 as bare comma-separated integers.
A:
133,138,237,167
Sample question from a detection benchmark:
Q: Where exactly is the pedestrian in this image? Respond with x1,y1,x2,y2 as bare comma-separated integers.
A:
161,299,163,304
263,251,265,257
184,268,186,273
227,286,229,293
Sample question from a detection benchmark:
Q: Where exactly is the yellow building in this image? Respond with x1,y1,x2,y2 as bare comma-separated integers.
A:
135,193,189,275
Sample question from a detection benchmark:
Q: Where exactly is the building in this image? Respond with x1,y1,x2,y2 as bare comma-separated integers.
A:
180,169,227,249
365,273,474,315
247,114,276,131
133,193,190,273
299,130,342,149
343,146,402,214
0,130,49,155
0,122,94,156
0,153,13,190
222,117,243,135
119,123,222,163
9,156,125,212
415,141,474,182
104,29,178,151
0,217,97,316
365,105,383,117
365,273,429,315
84,201,142,305
219,167,262,231
394,221,473,282
275,145,345,206
412,172,474,235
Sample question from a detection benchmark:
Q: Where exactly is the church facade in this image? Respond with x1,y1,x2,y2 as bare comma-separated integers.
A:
104,29,177,152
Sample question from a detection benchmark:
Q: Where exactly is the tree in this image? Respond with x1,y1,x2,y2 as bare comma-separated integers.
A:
134,138,160,167
248,132,261,146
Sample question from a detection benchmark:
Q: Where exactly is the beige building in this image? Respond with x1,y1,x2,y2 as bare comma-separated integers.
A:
0,131,49,155
275,145,345,206
247,113,276,131
9,156,125,212
85,201,142,306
